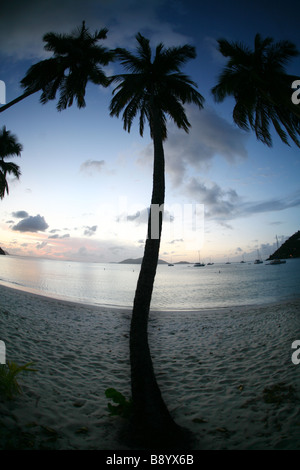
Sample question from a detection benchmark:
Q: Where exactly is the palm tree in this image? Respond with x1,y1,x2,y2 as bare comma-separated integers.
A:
0,126,22,199
110,33,204,447
0,21,113,113
211,33,300,147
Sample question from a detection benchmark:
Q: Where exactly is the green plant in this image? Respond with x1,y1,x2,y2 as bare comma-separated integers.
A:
0,361,36,400
105,387,132,418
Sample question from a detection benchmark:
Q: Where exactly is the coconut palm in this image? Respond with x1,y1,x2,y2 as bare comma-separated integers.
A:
110,33,204,447
211,33,300,147
0,21,113,113
0,126,22,199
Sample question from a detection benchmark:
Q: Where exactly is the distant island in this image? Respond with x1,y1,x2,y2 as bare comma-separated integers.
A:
119,257,168,264
0,247,8,256
267,230,300,260
119,258,191,265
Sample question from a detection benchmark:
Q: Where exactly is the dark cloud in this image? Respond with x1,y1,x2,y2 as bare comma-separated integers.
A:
80,160,106,175
186,177,240,219
12,214,49,232
139,106,248,187
12,210,29,218
0,0,189,59
168,239,184,244
84,225,97,236
241,191,300,216
48,233,70,239
117,207,175,225
186,178,300,224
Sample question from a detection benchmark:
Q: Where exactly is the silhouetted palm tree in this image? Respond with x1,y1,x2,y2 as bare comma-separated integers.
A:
0,126,22,199
212,33,300,147
110,33,204,447
0,21,113,113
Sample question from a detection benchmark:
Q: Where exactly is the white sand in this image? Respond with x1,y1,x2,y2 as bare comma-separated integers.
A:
0,283,299,450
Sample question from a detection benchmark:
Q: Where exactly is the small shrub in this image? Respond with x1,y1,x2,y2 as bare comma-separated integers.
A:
0,361,36,400
105,387,132,418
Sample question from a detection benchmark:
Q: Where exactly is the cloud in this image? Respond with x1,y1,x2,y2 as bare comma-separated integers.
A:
186,177,240,219
80,160,106,175
36,241,48,250
83,225,98,236
203,36,227,64
185,178,300,224
117,207,175,225
168,239,184,244
0,0,190,60
240,191,300,216
48,233,70,239
12,211,29,218
139,106,248,187
12,214,49,232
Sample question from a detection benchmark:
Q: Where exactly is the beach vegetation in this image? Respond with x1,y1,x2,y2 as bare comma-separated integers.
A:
212,33,300,147
105,387,132,419
0,361,36,400
0,126,22,199
109,33,204,447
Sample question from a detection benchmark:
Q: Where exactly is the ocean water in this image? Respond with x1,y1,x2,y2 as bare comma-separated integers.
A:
0,255,300,311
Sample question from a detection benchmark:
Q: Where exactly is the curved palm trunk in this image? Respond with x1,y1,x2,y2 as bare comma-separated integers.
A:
129,108,188,448
0,90,35,113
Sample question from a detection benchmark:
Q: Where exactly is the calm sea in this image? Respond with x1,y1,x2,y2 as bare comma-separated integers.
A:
0,255,300,311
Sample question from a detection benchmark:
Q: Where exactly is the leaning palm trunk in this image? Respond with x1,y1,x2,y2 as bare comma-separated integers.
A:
129,108,186,447
0,90,35,113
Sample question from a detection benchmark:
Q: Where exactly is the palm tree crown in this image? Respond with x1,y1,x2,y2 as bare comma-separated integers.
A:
211,33,300,147
109,33,204,140
1,22,113,113
0,126,22,199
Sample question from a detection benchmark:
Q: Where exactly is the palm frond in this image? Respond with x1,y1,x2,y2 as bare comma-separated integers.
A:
20,22,113,111
110,34,204,141
212,33,300,147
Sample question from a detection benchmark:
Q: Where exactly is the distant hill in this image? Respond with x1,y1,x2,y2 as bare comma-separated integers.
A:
119,257,168,264
268,230,300,260
0,247,8,255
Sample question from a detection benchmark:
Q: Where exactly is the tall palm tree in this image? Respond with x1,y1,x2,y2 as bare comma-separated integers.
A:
0,21,113,113
110,33,204,447
0,126,22,199
211,33,300,147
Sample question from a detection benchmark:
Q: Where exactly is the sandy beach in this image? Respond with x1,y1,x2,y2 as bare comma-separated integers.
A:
0,282,299,450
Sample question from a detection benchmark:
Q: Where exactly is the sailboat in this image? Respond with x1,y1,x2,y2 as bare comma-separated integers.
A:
194,251,205,267
269,236,286,265
254,250,263,264
168,255,174,266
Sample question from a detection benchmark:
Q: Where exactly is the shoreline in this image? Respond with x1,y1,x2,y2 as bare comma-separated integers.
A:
0,283,300,449
1,279,299,315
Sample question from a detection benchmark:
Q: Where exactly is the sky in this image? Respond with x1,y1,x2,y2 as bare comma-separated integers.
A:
0,0,299,264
